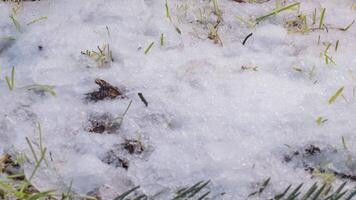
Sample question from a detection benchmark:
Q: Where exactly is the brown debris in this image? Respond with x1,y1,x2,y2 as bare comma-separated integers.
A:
284,144,356,182
232,0,246,2
0,154,24,180
87,113,120,134
86,79,123,102
304,145,321,156
122,139,144,155
241,65,258,71
101,150,129,170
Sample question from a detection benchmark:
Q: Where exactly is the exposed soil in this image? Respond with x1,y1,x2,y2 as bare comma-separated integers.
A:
0,154,24,180
122,139,145,155
87,113,121,134
101,150,129,170
284,144,356,182
86,79,123,102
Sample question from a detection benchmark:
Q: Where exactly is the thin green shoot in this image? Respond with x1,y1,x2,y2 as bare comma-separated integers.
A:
324,43,335,65
319,8,326,29
339,20,355,31
6,173,25,180
27,16,47,25
342,136,348,150
328,86,344,104
9,6,21,32
165,0,172,21
249,177,271,197
22,84,57,96
173,180,211,199
144,42,154,54
324,42,331,55
255,2,300,23
36,122,49,167
114,186,140,200
25,137,39,163
113,100,132,128
0,36,15,40
5,66,15,91
160,33,164,46
62,180,74,200
312,8,317,25
28,148,46,181
36,124,42,150
20,135,48,193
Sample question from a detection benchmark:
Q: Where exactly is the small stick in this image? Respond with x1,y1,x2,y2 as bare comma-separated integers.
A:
138,93,148,107
242,33,253,45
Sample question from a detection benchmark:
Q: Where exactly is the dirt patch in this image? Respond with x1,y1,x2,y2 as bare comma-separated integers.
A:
101,150,129,170
284,144,356,182
304,144,321,156
122,139,145,155
0,154,24,180
86,79,123,102
87,113,121,134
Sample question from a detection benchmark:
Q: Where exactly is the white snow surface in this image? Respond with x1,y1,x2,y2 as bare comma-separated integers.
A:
1,0,356,199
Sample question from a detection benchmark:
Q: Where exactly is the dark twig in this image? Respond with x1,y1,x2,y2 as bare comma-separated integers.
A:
138,93,148,107
242,33,253,45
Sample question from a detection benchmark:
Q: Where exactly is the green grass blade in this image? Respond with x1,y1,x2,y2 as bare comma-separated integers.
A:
114,186,140,200
275,184,292,199
328,87,344,104
301,183,318,200
144,42,154,54
339,20,355,31
256,2,300,23
345,190,356,200
311,183,326,200
319,8,326,29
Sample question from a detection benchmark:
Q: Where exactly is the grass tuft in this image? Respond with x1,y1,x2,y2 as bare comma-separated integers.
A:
27,16,48,26
81,44,114,67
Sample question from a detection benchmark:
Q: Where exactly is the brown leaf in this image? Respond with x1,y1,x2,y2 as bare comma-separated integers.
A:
86,79,123,102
